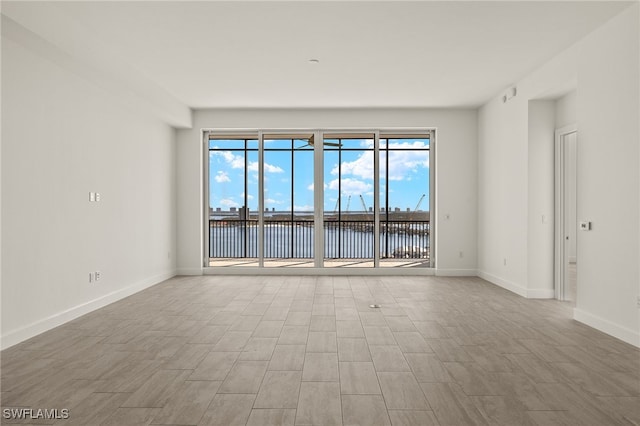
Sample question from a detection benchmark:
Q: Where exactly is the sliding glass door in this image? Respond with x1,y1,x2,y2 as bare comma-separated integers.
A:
323,134,376,267
263,135,315,267
206,130,433,269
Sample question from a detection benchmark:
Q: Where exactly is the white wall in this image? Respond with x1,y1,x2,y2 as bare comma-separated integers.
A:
555,90,577,129
176,108,478,275
527,101,556,297
1,36,177,349
574,4,639,346
478,4,639,346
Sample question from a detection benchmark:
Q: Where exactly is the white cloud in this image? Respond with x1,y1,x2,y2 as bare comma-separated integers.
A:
220,198,238,207
247,161,284,173
213,151,283,174
294,205,314,211
214,171,231,183
265,198,282,205
385,150,429,181
331,147,429,182
331,151,374,180
327,178,372,195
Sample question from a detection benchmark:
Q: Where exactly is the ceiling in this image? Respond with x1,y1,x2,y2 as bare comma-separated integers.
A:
2,1,633,113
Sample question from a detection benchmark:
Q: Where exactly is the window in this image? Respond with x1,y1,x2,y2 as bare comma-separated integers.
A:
206,130,434,269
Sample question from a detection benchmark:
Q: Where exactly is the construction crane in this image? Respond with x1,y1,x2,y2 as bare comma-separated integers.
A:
333,198,339,214
414,194,426,211
359,195,371,214
345,195,351,212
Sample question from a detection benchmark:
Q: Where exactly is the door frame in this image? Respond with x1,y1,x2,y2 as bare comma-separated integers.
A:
203,127,435,272
554,124,577,300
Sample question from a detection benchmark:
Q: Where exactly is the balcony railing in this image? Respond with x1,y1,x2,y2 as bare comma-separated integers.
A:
209,219,430,261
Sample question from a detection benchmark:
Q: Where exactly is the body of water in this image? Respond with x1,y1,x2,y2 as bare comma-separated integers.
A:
209,222,429,259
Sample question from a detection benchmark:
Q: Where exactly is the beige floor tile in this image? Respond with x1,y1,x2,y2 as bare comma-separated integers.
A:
387,410,439,426
385,316,417,332
246,409,296,426
188,325,228,344
151,380,220,425
336,307,360,321
310,316,337,332
263,307,290,321
212,331,253,352
269,345,306,371
218,360,268,393
239,337,278,361
278,326,309,345
342,394,391,426
254,371,303,408
307,331,338,352
364,327,397,345
359,312,388,326
337,321,365,338
338,338,372,362
102,407,161,425
369,345,411,372
199,393,255,426
421,382,489,426
162,343,213,369
412,320,450,339
229,315,261,331
378,372,429,410
340,362,381,395
312,304,336,316
393,332,432,353
404,352,452,383
302,352,339,381
296,382,342,426
54,392,129,425
122,369,191,408
426,338,473,362
189,351,240,380
253,320,285,337
285,311,312,326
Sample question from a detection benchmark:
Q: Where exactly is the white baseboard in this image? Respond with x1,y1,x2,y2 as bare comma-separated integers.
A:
574,308,640,348
526,288,555,299
435,269,477,277
477,270,527,298
204,267,436,276
0,270,177,350
176,268,203,276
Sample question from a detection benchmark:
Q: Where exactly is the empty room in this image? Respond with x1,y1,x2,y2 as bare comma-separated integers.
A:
1,1,639,425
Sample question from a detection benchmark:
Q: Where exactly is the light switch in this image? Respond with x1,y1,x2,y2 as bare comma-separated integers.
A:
579,221,592,231
89,192,95,202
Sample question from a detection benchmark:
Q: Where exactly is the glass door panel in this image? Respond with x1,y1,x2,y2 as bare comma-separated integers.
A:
379,135,431,267
263,135,314,267
323,134,375,267
208,136,259,267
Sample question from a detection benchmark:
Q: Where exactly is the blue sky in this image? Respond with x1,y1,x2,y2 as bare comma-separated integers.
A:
209,139,429,213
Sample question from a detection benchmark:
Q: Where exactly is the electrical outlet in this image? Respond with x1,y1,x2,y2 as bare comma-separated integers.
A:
95,193,101,202
95,271,101,281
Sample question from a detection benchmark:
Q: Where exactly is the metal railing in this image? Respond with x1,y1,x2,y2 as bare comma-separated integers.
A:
209,219,429,260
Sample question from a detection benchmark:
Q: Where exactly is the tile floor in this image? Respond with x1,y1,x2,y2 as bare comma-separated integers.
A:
1,275,639,425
